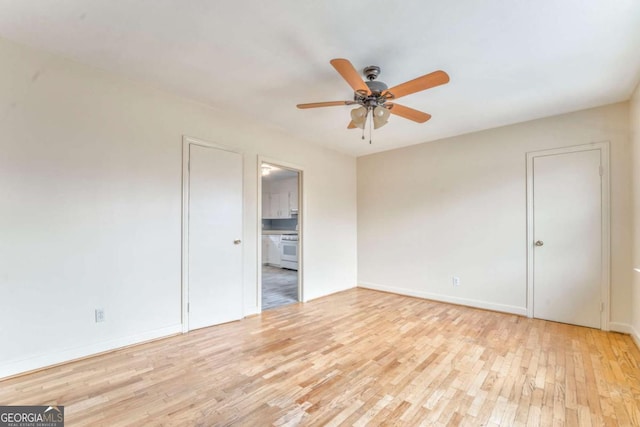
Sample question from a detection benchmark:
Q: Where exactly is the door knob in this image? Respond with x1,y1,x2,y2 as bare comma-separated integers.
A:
234,239,241,245
535,240,544,247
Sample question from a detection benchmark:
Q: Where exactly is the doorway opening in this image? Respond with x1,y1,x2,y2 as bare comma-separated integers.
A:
260,161,302,311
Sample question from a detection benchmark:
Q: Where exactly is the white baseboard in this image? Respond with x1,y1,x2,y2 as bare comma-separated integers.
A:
610,322,640,349
358,282,527,316
304,285,357,303
0,324,182,380
609,322,633,334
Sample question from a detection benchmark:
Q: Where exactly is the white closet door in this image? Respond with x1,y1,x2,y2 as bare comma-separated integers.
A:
188,144,243,330
533,149,602,328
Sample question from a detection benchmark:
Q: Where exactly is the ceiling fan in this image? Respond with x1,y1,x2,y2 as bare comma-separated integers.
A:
297,58,449,138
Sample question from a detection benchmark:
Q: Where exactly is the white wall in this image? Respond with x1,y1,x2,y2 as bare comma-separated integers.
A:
0,37,358,378
358,103,632,326
631,82,640,347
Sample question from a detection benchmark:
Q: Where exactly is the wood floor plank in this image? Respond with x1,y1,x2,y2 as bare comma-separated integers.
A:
1,288,640,426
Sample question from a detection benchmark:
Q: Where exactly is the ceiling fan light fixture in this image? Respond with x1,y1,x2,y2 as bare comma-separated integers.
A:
297,58,450,143
350,106,367,129
373,106,390,129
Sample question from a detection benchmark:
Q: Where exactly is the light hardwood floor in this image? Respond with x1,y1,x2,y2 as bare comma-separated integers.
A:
2,288,640,426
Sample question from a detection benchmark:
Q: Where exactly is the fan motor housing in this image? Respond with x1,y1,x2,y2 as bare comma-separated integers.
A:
365,80,388,94
362,65,387,95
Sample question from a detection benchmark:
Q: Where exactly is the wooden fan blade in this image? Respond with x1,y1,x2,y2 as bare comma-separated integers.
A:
385,70,449,100
347,121,357,129
297,101,351,109
387,103,432,123
330,58,371,95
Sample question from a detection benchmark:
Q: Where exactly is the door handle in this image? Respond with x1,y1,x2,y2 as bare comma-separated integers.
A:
535,240,544,247
234,239,241,245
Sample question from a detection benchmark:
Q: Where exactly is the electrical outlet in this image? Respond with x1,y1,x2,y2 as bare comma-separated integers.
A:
452,276,460,286
95,308,105,323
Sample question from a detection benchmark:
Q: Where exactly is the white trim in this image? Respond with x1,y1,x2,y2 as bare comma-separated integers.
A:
601,143,611,331
256,159,262,311
257,156,305,310
182,136,245,333
358,282,527,316
610,322,634,334
633,328,640,351
609,322,640,350
181,140,189,333
0,324,182,380
525,142,611,330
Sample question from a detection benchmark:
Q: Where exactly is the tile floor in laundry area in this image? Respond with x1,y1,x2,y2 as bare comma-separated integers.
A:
261,265,298,310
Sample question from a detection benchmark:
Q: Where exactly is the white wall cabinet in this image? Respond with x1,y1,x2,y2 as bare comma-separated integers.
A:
262,177,298,219
283,177,298,211
289,186,298,211
266,193,290,219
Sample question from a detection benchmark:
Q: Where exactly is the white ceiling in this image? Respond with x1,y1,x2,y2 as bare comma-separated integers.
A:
262,164,298,182
1,1,639,157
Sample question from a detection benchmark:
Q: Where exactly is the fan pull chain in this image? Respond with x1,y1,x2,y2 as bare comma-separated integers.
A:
369,109,372,144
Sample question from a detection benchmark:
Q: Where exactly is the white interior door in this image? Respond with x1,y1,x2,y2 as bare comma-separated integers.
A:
187,143,243,330
532,149,602,328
